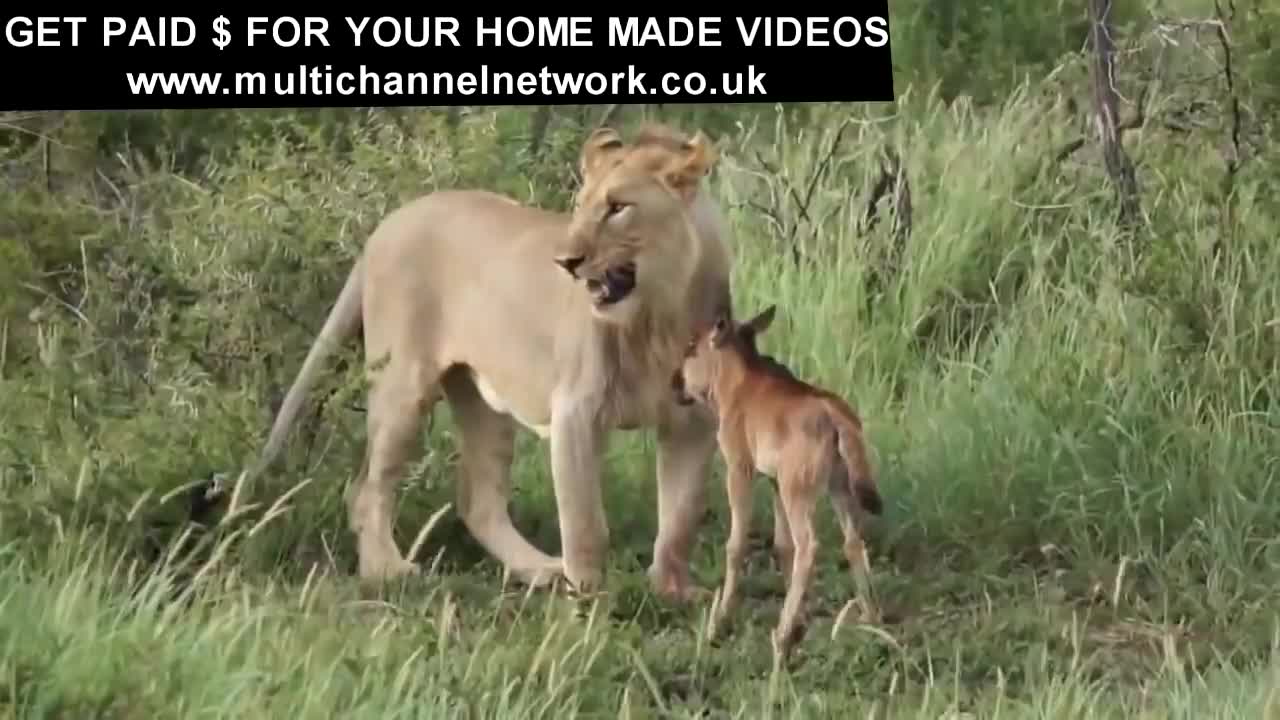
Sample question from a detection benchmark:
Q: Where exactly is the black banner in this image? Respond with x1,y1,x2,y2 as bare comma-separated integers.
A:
0,12,894,110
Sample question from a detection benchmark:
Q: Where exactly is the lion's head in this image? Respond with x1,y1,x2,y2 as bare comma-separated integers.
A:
557,125,722,326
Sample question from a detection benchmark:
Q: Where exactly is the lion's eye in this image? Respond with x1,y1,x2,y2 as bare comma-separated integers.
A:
606,201,627,217
556,255,585,277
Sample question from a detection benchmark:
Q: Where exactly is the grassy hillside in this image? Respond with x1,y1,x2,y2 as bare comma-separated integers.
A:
3,4,1280,717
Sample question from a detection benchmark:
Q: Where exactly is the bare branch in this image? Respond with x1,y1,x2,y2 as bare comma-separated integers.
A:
527,106,553,159
1053,138,1088,164
746,200,786,238
1212,0,1242,179
860,145,911,241
796,118,852,229
747,120,852,266
1088,0,1141,226
859,157,895,233
1210,0,1244,260
859,144,912,299
891,148,913,245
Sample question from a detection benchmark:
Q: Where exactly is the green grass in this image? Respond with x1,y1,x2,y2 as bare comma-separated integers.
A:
3,532,1279,718
3,52,1280,718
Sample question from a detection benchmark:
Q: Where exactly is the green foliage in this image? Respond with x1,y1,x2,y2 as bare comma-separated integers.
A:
890,0,1140,105
1,538,1273,718
2,2,1280,715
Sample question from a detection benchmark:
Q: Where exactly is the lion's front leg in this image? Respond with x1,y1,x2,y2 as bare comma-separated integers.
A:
650,405,718,602
549,392,609,595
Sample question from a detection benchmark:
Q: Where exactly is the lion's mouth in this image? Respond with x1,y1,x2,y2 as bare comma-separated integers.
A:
586,263,637,306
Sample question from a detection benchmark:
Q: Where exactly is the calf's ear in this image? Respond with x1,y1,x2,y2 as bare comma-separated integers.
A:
710,309,733,348
745,305,777,335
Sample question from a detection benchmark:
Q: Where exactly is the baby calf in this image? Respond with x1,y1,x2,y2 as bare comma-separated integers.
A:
673,304,883,662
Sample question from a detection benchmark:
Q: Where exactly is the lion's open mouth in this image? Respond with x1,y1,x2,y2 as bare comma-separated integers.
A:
586,263,637,306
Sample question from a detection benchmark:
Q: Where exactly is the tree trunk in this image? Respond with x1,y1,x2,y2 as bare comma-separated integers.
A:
1088,0,1140,226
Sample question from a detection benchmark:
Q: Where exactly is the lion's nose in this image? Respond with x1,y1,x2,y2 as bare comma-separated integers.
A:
555,255,585,278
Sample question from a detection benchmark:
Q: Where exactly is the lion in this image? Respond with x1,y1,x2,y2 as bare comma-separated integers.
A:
241,123,735,600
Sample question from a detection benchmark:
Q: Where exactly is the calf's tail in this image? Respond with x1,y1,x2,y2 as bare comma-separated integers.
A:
831,408,883,516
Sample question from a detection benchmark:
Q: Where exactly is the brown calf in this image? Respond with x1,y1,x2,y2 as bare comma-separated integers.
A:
673,304,883,662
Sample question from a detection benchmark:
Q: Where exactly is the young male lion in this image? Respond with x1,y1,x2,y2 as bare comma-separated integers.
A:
242,124,735,600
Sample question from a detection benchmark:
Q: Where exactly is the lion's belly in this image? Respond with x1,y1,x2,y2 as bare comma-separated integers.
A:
469,369,553,438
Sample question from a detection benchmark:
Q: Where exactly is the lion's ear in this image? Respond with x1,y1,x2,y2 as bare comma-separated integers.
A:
684,131,717,174
580,127,624,178
664,130,717,202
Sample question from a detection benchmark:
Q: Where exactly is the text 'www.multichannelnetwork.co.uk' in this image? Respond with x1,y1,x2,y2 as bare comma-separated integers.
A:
123,63,769,98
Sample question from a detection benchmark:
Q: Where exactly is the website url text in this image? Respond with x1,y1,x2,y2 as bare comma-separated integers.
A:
124,64,767,98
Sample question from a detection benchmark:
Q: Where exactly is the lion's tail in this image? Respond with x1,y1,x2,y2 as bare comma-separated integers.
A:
250,256,365,477
829,401,883,516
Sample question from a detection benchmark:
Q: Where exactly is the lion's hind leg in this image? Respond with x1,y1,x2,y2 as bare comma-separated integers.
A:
348,357,440,584
442,368,563,589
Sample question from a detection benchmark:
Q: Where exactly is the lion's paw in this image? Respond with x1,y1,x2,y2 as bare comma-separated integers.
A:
562,563,606,597
648,565,709,604
509,559,565,590
358,556,419,585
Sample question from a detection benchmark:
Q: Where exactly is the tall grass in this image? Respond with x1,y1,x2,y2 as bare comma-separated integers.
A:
2,67,1279,717
2,536,1278,717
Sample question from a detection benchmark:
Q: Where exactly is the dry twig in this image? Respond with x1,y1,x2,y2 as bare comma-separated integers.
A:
749,118,852,265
